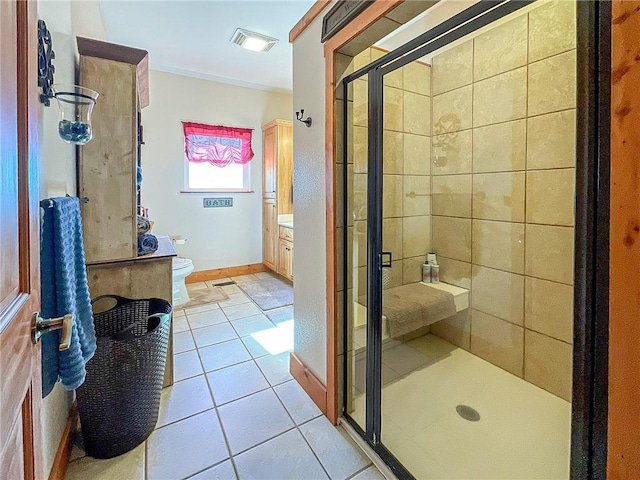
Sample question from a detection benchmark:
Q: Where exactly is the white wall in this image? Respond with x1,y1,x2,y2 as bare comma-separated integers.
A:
70,0,106,40
141,70,293,271
292,15,329,383
39,4,77,200
37,1,106,475
37,3,77,475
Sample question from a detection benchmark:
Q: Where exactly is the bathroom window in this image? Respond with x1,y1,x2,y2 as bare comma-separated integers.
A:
182,122,253,192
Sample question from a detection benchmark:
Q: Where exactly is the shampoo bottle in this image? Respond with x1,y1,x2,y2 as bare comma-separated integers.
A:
422,259,431,283
431,262,440,284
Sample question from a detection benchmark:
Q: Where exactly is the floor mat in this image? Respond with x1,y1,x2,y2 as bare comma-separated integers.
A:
182,286,229,309
238,276,293,311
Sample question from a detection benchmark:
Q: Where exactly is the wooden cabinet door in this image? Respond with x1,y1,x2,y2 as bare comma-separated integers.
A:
276,124,293,213
263,200,277,270
288,242,294,281
277,238,293,280
0,1,44,478
277,238,291,279
79,56,138,264
263,126,276,199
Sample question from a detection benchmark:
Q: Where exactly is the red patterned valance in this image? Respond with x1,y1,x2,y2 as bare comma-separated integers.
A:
183,122,254,167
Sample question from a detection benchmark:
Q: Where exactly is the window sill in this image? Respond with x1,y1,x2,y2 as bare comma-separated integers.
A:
180,190,255,194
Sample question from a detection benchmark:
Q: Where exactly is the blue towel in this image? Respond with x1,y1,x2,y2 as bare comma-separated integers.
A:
138,233,158,256
41,197,96,397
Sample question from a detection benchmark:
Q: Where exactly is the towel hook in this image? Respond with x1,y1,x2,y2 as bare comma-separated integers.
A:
67,194,89,204
295,109,312,128
42,196,89,208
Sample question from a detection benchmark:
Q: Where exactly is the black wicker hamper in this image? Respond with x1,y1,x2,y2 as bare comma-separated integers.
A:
76,295,172,459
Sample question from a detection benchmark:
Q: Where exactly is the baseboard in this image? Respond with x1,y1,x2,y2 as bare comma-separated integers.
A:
290,352,328,415
186,263,268,284
48,403,78,480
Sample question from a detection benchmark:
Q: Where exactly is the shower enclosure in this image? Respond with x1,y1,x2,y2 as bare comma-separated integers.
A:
338,1,607,478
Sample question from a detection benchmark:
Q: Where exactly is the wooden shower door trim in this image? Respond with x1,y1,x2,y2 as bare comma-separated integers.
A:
289,0,331,43
323,0,403,425
608,1,640,477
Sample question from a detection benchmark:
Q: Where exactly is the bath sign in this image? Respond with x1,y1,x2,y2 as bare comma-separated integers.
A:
321,0,374,42
203,198,233,208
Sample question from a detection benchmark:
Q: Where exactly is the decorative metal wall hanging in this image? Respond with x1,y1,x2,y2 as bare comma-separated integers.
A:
295,109,312,128
38,19,56,106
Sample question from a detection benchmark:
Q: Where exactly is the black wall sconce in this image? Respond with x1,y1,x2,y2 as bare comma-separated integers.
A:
295,109,312,128
37,19,99,145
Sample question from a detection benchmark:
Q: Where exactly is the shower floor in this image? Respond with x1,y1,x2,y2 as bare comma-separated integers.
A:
348,334,571,479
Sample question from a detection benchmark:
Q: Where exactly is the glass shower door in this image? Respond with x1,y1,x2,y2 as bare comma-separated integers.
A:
375,57,440,468
340,1,584,478
342,71,370,437
368,2,578,478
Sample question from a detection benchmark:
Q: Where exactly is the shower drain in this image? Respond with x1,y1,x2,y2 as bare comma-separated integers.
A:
456,404,481,422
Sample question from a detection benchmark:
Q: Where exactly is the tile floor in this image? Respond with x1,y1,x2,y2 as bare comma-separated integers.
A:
67,273,383,480
349,334,571,479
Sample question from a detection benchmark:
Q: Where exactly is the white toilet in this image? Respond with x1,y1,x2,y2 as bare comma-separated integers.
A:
172,257,194,307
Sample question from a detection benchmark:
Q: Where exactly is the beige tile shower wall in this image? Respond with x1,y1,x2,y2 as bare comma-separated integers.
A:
429,1,576,401
351,48,432,301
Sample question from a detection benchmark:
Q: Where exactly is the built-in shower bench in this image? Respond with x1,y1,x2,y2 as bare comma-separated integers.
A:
382,282,469,338
352,281,469,344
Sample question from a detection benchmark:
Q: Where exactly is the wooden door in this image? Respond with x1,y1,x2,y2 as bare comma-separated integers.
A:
0,0,44,479
263,126,276,199
263,199,277,270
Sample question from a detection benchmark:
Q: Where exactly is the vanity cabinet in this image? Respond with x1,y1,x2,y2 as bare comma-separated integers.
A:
262,120,293,274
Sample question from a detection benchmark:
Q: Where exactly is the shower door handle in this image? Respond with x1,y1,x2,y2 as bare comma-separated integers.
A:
380,251,392,268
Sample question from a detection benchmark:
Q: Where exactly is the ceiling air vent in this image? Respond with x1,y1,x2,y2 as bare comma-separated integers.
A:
230,28,279,52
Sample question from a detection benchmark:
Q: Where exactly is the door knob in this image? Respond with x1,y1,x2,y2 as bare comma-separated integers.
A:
31,313,74,351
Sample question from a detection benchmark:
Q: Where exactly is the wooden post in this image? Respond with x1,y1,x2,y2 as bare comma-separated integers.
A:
608,1,640,477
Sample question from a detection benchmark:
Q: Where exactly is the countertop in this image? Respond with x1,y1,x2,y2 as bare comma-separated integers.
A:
149,235,178,258
278,214,293,229
87,235,177,266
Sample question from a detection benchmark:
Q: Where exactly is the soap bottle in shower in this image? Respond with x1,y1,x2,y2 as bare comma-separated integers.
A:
431,262,440,284
422,258,431,283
